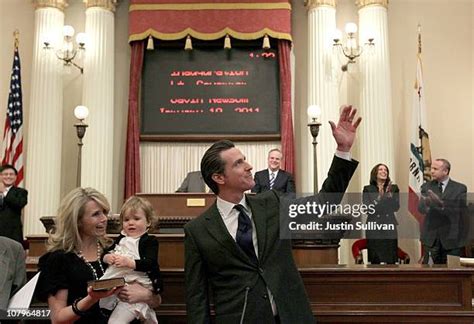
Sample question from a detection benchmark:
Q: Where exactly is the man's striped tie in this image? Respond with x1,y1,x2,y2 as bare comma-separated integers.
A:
269,172,276,190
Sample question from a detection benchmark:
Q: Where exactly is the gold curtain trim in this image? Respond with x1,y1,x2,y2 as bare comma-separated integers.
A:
129,27,292,43
129,2,291,11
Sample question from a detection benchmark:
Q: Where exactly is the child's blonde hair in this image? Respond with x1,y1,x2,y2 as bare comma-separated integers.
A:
120,196,157,230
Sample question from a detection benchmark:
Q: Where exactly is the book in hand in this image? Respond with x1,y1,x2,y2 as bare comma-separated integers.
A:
87,278,126,291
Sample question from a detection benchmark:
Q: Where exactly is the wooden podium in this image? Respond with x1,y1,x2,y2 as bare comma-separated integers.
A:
137,193,216,230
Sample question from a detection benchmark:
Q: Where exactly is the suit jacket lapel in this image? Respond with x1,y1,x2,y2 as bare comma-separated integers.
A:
442,180,455,199
5,186,14,198
273,172,281,189
204,203,251,264
247,195,267,262
264,172,270,188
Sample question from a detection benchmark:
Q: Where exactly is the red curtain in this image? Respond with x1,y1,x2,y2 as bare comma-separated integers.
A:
124,41,145,200
128,0,292,42
278,40,294,175
125,1,295,197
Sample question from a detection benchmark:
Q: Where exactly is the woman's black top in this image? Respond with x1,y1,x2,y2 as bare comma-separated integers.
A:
36,250,109,324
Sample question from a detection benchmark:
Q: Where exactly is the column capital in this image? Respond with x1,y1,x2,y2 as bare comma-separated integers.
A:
33,0,68,11
355,0,388,9
305,0,336,10
83,0,118,12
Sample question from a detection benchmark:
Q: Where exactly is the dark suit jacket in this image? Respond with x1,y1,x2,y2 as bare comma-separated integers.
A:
104,233,163,293
0,187,28,244
251,169,295,194
185,156,357,324
0,237,26,309
176,171,206,193
418,179,467,250
362,184,400,229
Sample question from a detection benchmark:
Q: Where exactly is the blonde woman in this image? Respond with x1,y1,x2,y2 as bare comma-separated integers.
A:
36,188,160,323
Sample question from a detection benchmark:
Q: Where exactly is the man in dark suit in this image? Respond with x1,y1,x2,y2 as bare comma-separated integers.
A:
252,149,295,194
176,171,207,192
418,158,467,264
184,106,361,324
0,164,28,244
0,236,26,311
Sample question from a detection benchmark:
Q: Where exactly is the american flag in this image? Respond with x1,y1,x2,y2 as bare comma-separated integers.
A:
1,44,24,186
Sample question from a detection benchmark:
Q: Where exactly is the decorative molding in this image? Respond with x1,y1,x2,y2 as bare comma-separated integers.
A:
83,0,117,12
305,0,336,9
33,0,68,11
129,2,291,11
355,0,388,9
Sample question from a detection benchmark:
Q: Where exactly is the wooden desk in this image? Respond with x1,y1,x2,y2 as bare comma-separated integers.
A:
302,265,473,311
157,265,474,323
25,242,474,323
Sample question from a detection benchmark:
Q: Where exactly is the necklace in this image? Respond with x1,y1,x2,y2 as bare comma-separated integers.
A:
76,241,105,280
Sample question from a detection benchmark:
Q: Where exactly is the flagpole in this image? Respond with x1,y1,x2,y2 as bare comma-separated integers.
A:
13,29,19,49
417,24,424,155
2,29,24,186
417,24,422,55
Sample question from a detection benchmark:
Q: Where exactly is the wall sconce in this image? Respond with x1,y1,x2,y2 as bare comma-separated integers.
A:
43,25,86,74
307,105,322,193
74,105,89,187
333,22,374,72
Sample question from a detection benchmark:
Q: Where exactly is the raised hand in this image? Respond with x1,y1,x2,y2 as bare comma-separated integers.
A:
329,105,362,152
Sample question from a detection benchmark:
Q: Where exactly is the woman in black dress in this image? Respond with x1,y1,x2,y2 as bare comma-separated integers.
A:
363,164,400,264
36,188,161,323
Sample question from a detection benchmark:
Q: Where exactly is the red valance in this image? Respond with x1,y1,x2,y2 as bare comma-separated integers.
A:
128,0,292,42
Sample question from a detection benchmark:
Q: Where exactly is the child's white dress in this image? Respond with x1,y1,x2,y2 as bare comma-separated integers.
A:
99,235,158,324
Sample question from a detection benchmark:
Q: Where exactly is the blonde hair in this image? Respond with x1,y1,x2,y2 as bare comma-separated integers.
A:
120,196,157,230
47,187,111,253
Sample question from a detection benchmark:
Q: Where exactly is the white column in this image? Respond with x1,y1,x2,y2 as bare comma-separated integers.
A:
81,0,116,201
306,0,339,193
25,0,66,235
356,0,395,182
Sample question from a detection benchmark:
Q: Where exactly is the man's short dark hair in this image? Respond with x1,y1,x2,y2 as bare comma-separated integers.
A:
1,164,18,175
201,140,235,195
